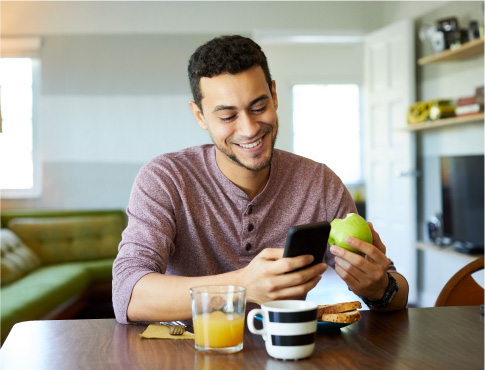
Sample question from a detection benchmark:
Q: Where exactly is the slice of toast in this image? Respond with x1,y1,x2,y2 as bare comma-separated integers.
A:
320,309,362,324
317,301,362,317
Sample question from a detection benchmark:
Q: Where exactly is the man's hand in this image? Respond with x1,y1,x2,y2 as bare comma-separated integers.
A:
330,222,390,301
237,248,327,305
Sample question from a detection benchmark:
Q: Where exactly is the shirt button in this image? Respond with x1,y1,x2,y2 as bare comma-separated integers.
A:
245,243,252,251
247,206,253,215
248,223,254,232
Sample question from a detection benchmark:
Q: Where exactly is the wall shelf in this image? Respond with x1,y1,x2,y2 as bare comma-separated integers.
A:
400,112,484,132
418,38,484,65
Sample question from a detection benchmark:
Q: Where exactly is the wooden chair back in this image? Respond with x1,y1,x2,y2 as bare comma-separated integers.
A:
435,256,484,307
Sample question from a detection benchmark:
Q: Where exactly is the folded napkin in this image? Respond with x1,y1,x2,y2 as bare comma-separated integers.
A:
140,324,195,340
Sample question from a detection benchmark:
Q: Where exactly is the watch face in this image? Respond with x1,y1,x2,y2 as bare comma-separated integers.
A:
387,289,398,304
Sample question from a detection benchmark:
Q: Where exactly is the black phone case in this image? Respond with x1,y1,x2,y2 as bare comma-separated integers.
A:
283,221,331,271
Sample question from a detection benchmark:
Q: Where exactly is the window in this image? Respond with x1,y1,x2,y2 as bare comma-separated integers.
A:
0,57,40,197
292,84,362,184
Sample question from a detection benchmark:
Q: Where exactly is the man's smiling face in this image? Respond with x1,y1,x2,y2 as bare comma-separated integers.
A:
190,66,278,174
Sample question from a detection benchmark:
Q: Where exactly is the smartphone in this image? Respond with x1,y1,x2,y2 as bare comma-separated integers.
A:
283,221,331,272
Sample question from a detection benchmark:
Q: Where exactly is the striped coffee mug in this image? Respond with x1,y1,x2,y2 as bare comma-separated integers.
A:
247,300,318,360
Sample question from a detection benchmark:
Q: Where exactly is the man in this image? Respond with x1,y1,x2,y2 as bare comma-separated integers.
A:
112,35,408,324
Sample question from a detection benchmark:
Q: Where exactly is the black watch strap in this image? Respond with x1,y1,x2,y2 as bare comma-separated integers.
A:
362,273,399,308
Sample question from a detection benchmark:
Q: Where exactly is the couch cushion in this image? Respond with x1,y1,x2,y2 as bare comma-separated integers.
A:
8,215,123,264
1,229,42,286
0,264,90,343
65,258,115,284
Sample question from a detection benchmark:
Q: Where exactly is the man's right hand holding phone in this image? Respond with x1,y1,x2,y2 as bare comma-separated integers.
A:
235,248,327,306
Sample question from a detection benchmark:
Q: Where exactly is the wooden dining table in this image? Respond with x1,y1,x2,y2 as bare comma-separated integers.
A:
0,306,483,369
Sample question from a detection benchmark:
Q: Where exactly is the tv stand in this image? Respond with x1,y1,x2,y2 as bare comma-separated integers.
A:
452,240,484,255
415,241,483,261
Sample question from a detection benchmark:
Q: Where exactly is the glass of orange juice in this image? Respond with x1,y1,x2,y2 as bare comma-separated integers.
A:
190,285,246,353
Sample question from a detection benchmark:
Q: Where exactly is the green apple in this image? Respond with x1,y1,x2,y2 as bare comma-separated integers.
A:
328,213,373,254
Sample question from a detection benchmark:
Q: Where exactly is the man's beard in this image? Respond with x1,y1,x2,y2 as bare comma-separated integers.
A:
211,124,278,172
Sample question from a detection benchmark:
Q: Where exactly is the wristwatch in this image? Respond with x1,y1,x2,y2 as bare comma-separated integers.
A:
362,273,399,308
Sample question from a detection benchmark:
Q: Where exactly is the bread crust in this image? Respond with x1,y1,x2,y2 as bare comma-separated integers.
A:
317,301,362,316
320,309,362,324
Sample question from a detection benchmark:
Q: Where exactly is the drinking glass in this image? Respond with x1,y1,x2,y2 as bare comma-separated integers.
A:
190,285,246,354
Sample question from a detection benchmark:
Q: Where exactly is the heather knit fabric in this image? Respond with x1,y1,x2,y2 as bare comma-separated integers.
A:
112,145,391,323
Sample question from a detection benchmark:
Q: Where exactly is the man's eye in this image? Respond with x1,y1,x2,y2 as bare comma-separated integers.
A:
252,106,266,114
220,115,236,122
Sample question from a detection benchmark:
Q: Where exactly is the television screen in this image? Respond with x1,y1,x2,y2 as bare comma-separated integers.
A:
440,155,484,250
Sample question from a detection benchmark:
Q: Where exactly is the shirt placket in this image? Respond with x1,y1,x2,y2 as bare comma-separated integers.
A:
241,203,256,253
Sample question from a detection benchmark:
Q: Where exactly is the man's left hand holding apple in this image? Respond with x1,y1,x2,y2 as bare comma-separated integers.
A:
330,223,409,311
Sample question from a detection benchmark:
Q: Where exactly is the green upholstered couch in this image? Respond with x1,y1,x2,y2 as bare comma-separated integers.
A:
0,209,126,344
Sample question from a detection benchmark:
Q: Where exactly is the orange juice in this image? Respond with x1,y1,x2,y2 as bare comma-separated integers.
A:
193,311,245,348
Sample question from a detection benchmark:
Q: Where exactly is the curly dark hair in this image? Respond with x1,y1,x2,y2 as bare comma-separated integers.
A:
188,35,273,111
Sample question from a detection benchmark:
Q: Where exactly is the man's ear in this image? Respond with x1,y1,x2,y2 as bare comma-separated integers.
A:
271,80,278,110
189,101,208,130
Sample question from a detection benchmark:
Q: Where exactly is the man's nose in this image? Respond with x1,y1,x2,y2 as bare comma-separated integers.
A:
237,111,260,137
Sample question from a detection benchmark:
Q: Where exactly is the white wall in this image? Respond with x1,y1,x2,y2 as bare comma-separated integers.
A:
1,1,382,35
39,34,213,164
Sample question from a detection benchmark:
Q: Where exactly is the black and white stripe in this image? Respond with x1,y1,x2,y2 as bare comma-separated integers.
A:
271,333,316,346
268,309,317,323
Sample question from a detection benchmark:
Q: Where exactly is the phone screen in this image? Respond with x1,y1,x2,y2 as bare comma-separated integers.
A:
283,221,331,271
